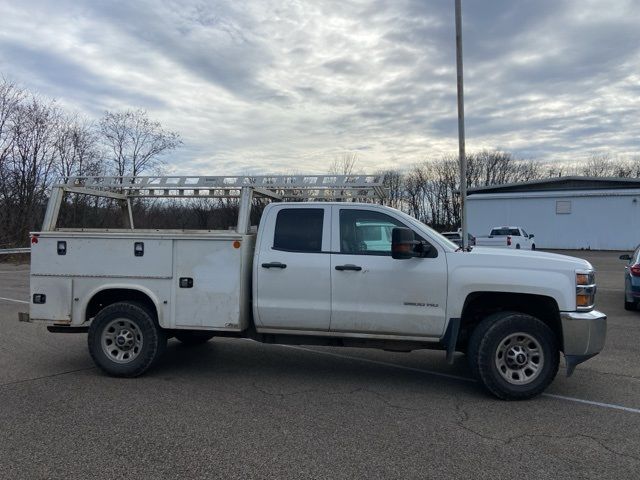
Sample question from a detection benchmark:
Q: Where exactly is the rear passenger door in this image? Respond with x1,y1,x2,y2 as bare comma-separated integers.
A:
255,205,332,331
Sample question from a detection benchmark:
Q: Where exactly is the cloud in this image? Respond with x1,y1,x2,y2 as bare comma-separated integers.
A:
1,0,639,174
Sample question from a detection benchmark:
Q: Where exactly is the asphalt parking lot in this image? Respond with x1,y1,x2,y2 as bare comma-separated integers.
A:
1,251,639,479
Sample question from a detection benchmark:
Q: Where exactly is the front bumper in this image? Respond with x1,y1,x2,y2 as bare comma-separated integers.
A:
560,309,607,375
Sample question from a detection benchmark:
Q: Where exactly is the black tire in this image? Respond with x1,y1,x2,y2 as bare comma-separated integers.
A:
173,331,215,346
515,244,521,249
624,300,636,311
88,302,167,377
531,244,536,251
468,311,559,400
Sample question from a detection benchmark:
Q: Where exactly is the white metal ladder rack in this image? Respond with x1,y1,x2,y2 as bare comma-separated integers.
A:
42,174,387,234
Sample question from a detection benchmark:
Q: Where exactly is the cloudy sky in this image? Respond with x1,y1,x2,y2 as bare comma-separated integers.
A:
1,0,639,174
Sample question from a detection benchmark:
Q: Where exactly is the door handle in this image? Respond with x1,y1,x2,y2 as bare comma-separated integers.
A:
262,262,287,269
335,264,362,271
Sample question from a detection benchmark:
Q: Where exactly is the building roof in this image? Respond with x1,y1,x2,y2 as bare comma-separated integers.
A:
467,176,640,195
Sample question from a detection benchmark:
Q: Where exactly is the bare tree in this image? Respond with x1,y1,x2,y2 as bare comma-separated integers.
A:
54,115,101,178
0,78,24,169
99,109,181,176
378,169,403,209
581,153,613,177
0,96,61,244
329,152,358,176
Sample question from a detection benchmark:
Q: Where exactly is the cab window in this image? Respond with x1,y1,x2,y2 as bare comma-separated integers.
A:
273,208,323,252
339,209,434,256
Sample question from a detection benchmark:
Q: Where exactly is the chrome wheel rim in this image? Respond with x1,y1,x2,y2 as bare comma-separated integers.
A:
495,332,544,385
101,318,143,364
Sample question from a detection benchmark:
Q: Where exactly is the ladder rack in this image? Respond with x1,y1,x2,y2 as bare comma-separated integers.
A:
57,175,386,200
42,174,387,233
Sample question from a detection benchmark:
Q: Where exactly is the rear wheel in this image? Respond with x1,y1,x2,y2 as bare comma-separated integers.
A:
468,312,559,400
88,302,166,377
174,331,215,346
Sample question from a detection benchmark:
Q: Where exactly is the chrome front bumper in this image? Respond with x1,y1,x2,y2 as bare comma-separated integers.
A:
560,309,607,375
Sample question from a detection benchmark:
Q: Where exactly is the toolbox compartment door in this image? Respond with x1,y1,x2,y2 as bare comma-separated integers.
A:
30,276,73,322
173,239,243,329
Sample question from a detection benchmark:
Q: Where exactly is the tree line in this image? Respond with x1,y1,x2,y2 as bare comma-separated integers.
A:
0,77,181,247
2,77,639,246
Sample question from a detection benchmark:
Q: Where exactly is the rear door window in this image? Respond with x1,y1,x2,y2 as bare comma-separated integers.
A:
273,208,324,252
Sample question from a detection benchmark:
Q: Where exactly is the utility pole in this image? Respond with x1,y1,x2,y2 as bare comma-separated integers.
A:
455,0,468,249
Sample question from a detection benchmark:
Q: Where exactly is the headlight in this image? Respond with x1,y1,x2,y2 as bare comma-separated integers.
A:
576,270,596,311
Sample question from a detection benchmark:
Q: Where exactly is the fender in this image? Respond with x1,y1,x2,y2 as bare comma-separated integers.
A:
76,283,165,327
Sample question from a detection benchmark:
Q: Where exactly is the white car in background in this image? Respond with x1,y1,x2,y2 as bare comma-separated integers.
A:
475,226,536,250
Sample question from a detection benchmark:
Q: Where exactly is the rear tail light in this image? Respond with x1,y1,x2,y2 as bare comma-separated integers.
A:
630,265,640,277
507,236,511,246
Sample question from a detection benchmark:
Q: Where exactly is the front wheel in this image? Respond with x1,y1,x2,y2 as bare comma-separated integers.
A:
88,302,166,377
468,312,559,400
625,300,636,311
531,244,536,251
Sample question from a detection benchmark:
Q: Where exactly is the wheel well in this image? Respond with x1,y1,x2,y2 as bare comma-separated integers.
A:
86,289,158,323
459,292,562,349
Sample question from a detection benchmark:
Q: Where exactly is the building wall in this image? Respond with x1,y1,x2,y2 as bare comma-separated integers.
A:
467,188,640,250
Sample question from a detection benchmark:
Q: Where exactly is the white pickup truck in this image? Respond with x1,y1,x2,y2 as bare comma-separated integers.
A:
475,226,536,250
20,175,606,400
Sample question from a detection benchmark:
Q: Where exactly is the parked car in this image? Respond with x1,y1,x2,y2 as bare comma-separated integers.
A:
620,247,640,310
441,230,476,247
475,226,536,250
20,175,606,400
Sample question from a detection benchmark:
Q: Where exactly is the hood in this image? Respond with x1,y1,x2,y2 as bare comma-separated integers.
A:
453,246,593,272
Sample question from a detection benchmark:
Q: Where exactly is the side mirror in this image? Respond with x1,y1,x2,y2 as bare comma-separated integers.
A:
529,234,535,239
620,254,632,261
391,228,416,259
391,227,431,259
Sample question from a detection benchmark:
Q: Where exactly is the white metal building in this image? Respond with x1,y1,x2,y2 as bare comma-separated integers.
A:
467,177,640,250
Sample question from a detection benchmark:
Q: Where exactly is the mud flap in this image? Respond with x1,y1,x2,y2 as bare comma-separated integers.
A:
564,353,598,377
444,318,461,364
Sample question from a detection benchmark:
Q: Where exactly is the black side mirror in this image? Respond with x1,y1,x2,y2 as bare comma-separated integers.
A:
620,254,632,261
529,234,535,239
392,227,431,259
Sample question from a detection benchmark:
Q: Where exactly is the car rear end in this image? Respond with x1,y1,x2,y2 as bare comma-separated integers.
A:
622,248,640,309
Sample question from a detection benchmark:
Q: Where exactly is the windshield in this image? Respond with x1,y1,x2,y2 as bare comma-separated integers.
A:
393,209,460,250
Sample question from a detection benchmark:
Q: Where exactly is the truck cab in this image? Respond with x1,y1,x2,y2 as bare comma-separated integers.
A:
254,203,447,337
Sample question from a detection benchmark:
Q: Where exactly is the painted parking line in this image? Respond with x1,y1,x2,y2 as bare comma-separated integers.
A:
285,345,640,415
542,393,640,414
0,296,29,304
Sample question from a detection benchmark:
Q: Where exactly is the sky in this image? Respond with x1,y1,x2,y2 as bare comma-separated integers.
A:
1,0,639,175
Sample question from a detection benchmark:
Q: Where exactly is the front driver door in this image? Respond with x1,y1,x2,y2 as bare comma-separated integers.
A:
329,206,448,338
